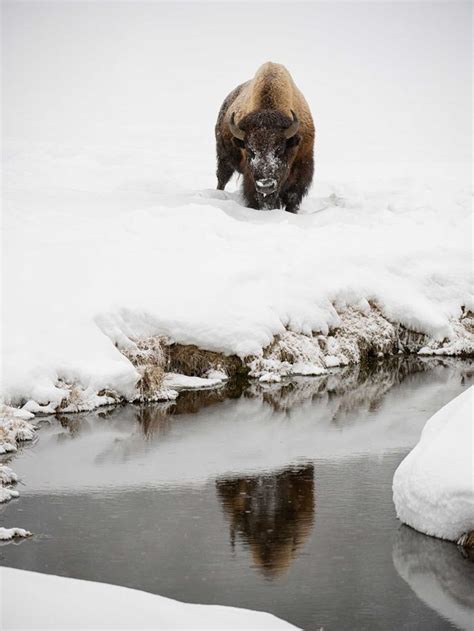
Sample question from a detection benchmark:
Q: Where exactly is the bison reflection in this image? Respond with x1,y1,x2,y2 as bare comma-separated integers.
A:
216,465,314,579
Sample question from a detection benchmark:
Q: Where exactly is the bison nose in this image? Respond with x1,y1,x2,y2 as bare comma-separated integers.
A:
256,178,277,194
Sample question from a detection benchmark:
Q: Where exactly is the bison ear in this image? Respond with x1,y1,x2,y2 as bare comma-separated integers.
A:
232,137,245,149
286,134,300,149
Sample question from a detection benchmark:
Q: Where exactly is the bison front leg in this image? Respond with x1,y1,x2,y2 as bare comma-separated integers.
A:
281,156,314,213
281,190,302,213
216,157,234,191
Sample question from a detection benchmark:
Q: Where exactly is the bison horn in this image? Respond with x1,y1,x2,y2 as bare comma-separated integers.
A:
284,110,300,139
229,112,245,141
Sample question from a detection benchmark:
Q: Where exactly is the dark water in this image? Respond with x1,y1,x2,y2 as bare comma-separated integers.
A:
1,358,473,630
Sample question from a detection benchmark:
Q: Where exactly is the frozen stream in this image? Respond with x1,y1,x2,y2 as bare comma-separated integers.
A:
1,358,473,630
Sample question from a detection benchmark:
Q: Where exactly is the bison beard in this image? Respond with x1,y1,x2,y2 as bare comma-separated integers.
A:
215,62,315,213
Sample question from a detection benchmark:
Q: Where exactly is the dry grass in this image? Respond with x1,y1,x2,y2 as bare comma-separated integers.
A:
138,365,166,401
167,343,245,377
458,531,474,548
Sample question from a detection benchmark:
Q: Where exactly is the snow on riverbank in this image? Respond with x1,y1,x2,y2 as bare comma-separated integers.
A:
0,406,36,508
0,406,36,454
3,143,472,413
0,567,296,630
393,387,474,542
3,3,472,414
0,528,31,541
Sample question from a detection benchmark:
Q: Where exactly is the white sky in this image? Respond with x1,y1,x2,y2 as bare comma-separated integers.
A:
2,1,472,166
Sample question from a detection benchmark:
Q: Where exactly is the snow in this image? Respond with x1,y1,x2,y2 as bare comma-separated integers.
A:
0,488,19,504
0,465,19,503
0,528,31,541
3,169,471,412
0,567,296,630
0,408,36,505
0,406,36,454
164,373,226,391
205,369,229,381
0,466,17,486
393,387,474,541
2,2,472,413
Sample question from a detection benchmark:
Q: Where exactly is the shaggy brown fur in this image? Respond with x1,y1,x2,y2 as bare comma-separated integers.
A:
215,62,315,213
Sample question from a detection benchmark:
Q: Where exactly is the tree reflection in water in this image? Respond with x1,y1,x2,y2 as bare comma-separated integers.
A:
216,465,314,579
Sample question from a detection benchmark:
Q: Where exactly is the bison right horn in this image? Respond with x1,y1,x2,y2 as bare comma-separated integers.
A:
229,112,245,141
284,110,300,139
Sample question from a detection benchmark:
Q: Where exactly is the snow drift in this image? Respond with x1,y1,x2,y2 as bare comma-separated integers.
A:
0,567,296,630
393,387,474,542
3,145,472,412
2,2,472,413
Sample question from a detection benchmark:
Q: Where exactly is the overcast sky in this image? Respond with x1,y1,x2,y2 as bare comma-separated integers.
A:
2,1,472,167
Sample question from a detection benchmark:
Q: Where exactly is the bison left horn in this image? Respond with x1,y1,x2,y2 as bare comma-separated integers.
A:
284,110,300,139
229,112,245,141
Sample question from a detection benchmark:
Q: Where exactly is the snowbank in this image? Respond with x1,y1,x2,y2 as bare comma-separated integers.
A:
0,406,36,453
393,387,474,541
0,528,31,541
164,373,226,391
0,465,19,504
0,406,36,505
0,567,296,630
2,4,472,412
3,141,472,413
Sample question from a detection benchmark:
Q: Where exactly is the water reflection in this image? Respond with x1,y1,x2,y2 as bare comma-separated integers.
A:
393,526,474,631
50,357,472,445
2,358,473,630
216,465,315,579
252,356,464,419
17,357,472,493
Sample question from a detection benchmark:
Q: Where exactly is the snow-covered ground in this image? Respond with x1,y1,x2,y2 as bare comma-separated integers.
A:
0,567,296,630
3,142,472,413
393,387,474,542
2,3,472,414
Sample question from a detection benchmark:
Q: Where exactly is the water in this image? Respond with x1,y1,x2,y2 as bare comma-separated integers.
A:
1,358,473,630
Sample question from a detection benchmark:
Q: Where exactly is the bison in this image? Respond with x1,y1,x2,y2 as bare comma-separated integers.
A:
215,62,315,213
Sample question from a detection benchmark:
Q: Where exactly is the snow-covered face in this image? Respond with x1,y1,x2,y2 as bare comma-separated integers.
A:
244,129,297,204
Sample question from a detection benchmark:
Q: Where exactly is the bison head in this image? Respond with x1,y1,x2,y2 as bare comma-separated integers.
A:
229,110,300,208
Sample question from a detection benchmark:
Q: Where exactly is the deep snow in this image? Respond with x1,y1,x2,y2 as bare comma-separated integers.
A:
393,387,474,541
2,2,472,413
3,150,472,411
0,568,296,630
